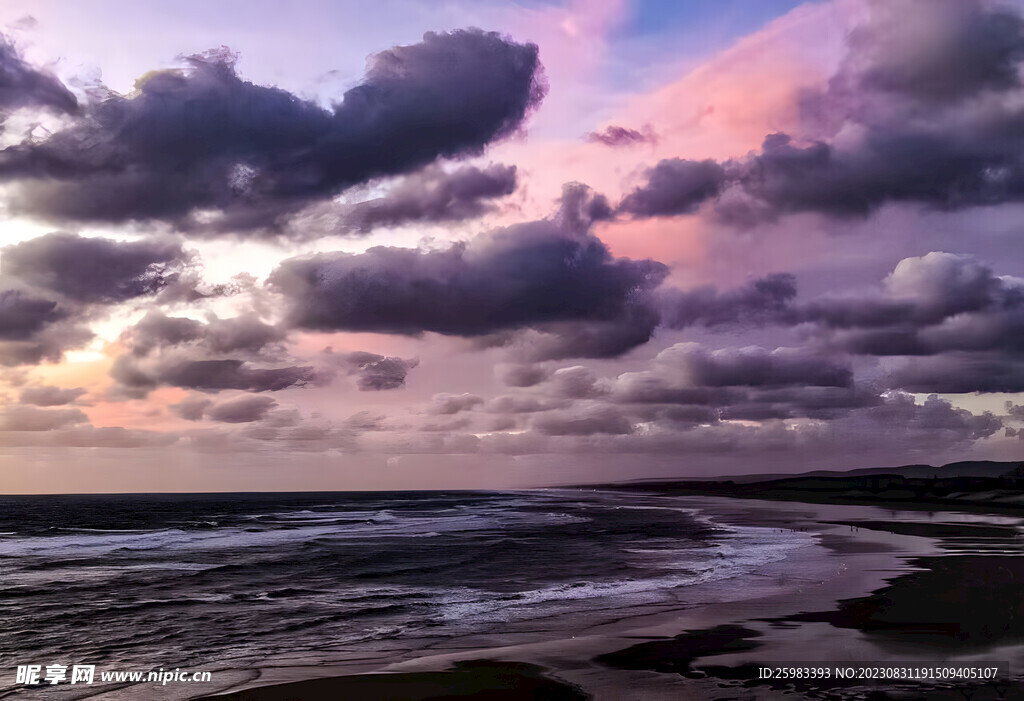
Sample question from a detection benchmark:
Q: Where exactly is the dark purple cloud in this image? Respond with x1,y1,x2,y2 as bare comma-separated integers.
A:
655,343,852,388
510,302,662,361
631,404,719,426
0,323,92,367
2,233,191,304
0,30,545,232
584,341,870,423
790,252,1016,337
658,273,796,329
836,0,1024,106
462,391,998,459
124,311,286,357
0,289,91,367
546,366,605,399
319,350,418,391
497,363,551,388
691,252,1024,394
585,125,656,147
0,232,214,366
557,181,614,231
270,187,668,357
618,159,725,217
342,164,517,233
860,392,1000,440
0,289,66,339
115,312,416,395
108,310,305,394
112,357,316,394
270,184,877,362
619,0,1024,224
607,366,877,421
0,34,78,118
778,253,1024,392
465,349,998,460
348,354,417,391
611,372,727,405
887,354,1024,394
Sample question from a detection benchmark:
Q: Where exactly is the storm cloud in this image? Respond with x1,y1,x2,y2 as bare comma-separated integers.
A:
0,34,78,118
887,354,1024,394
609,251,1017,395
654,343,852,388
2,233,191,303
272,190,821,361
782,253,1024,393
320,350,418,391
1,7,1019,477
0,233,194,367
0,289,67,340
347,354,417,391
619,0,1024,223
271,187,668,357
618,159,726,217
497,363,552,388
793,253,1016,330
0,289,91,367
112,357,316,394
658,273,797,329
342,164,517,233
0,30,545,231
835,0,1024,105
124,311,286,358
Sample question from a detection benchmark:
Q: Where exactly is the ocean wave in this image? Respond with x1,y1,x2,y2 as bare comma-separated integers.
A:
0,488,820,688
430,522,816,623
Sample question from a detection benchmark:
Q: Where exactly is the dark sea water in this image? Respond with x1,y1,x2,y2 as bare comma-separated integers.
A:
0,489,813,695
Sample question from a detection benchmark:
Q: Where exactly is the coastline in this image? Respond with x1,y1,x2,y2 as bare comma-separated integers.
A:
183,493,1024,701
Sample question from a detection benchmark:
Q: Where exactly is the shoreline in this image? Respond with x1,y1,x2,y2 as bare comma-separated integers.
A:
597,474,1024,518
184,494,1013,700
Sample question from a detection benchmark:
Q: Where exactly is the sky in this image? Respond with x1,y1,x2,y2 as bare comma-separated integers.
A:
1,0,1024,493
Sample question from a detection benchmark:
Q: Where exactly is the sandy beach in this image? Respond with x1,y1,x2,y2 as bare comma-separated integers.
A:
188,494,1024,700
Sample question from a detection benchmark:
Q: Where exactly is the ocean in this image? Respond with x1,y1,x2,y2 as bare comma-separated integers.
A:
0,489,815,696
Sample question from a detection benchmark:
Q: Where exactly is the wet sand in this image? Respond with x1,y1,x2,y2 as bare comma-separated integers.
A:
196,660,587,700
189,496,1024,701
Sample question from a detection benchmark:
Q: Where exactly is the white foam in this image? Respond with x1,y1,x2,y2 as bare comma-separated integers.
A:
0,501,591,560
431,512,817,624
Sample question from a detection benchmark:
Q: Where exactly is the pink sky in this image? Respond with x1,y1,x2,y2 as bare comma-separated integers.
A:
1,0,1023,492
